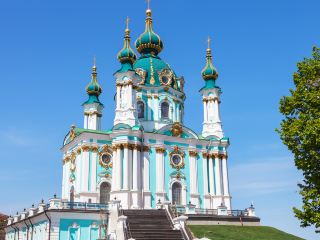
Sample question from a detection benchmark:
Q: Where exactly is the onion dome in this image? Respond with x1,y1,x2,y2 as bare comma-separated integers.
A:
83,59,103,105
135,7,163,56
201,37,218,82
117,17,137,65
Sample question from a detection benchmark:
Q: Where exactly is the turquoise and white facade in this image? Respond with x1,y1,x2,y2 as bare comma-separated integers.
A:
61,7,231,210
5,5,236,240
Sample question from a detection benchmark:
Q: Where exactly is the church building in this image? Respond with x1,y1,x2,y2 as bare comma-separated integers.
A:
61,6,231,210
5,4,259,240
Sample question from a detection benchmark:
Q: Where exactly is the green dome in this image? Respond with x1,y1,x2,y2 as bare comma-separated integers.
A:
133,55,181,90
86,65,102,96
201,48,218,81
135,9,163,56
117,28,137,65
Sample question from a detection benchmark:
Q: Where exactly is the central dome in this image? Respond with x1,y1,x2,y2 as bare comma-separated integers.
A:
133,55,177,88
135,9,163,56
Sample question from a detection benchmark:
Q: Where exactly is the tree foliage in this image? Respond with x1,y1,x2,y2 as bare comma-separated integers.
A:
277,47,320,232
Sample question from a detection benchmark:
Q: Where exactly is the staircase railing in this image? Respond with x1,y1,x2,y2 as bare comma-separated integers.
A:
167,204,194,240
117,206,131,240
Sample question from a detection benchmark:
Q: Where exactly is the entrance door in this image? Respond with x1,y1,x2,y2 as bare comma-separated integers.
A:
172,182,182,205
100,182,111,204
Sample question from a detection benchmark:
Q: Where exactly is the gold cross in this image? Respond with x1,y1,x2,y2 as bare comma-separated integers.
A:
146,0,150,9
207,36,211,49
93,55,96,67
126,16,130,29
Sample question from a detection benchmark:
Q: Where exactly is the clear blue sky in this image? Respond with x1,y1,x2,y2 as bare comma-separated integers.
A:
0,0,319,239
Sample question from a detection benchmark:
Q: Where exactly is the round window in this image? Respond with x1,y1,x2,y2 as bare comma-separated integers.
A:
161,75,169,85
101,153,111,165
171,154,182,166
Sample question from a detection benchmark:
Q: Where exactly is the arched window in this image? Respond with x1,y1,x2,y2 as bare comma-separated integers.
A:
100,182,111,204
172,182,182,205
161,102,169,119
70,186,74,202
137,101,145,119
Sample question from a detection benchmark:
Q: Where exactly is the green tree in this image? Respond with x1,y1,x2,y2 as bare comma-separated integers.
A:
277,47,320,233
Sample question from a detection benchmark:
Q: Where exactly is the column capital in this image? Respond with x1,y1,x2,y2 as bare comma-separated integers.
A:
212,153,220,159
123,143,130,149
156,147,166,153
91,145,99,153
219,153,228,160
202,152,208,158
189,150,198,157
142,145,150,152
81,144,90,152
132,144,142,152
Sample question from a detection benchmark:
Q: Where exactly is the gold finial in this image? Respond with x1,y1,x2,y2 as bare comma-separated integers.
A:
207,36,211,50
146,0,152,17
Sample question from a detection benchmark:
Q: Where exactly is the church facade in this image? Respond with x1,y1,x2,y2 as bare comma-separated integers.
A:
4,4,249,240
61,7,231,211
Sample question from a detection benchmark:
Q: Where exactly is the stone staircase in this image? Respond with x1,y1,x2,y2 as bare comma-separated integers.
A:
123,209,185,240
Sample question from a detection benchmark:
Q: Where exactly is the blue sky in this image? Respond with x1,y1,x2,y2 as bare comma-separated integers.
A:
0,0,319,239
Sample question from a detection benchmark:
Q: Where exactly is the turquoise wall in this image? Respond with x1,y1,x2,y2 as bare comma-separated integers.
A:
59,219,101,240
197,155,204,208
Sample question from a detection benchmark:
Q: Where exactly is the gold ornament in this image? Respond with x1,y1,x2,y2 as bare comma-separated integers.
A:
171,122,183,137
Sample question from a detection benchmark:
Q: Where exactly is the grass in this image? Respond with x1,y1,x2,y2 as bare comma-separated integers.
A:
188,225,304,240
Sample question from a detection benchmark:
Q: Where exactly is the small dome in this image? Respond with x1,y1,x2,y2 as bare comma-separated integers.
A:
201,38,218,81
117,26,137,65
201,48,218,81
135,9,163,56
86,65,102,96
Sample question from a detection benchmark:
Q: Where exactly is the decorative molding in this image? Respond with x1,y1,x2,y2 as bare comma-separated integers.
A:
169,146,185,170
135,68,147,84
171,122,183,137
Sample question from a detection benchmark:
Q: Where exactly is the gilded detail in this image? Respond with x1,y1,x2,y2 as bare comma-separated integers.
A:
171,122,183,137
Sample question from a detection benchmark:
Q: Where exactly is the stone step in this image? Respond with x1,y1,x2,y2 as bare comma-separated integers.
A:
123,209,184,240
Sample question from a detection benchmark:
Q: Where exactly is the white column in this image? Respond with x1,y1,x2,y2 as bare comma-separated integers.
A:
128,84,132,107
128,147,133,189
156,147,165,200
221,155,230,196
91,150,98,194
116,85,121,109
202,153,208,195
147,95,152,120
154,95,159,121
116,146,122,190
123,144,129,190
137,149,141,190
214,99,221,122
143,147,150,191
81,148,90,192
214,155,222,196
203,100,207,123
208,155,215,195
132,147,138,190
84,114,88,128
189,151,197,194
111,146,117,191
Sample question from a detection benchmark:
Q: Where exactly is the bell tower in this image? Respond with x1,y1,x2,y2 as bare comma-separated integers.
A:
201,37,224,138
83,59,103,130
114,17,139,127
